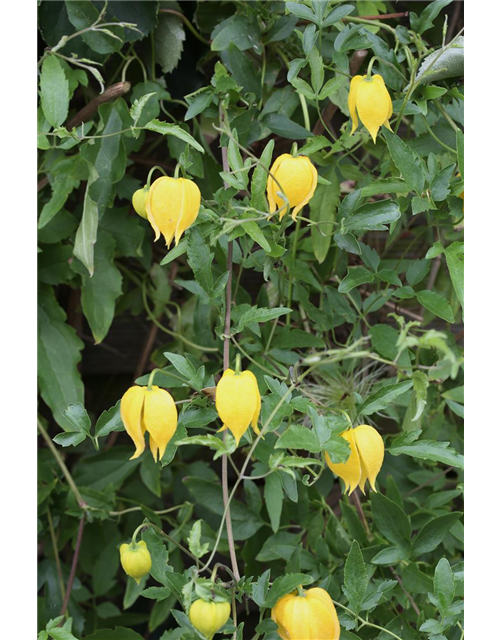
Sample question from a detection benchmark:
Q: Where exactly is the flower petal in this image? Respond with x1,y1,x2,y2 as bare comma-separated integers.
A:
291,156,318,220
120,386,147,460
267,154,288,216
354,424,384,493
146,177,184,247
175,178,201,246
348,75,363,135
325,429,361,495
215,369,259,444
356,74,392,143
143,386,178,462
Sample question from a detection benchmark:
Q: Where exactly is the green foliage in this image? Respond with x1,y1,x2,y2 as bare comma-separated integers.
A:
37,2,464,639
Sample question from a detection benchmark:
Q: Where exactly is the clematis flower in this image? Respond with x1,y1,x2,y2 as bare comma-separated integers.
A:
348,74,393,143
145,176,201,248
271,587,340,640
132,187,148,219
119,540,152,584
267,154,318,220
120,385,178,461
215,368,261,444
325,424,384,495
189,598,231,640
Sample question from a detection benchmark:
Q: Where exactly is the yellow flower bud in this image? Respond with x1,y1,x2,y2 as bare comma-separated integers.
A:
119,540,152,584
132,187,149,219
215,369,261,444
267,154,318,220
271,587,340,640
326,424,384,495
348,74,393,143
120,385,178,461
145,176,201,248
189,598,231,640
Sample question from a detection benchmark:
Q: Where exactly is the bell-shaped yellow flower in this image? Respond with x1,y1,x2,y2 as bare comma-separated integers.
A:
267,154,318,220
215,369,261,444
326,424,384,495
271,587,340,640
145,176,201,248
120,385,178,461
119,540,152,584
132,187,148,219
348,74,393,143
189,598,231,640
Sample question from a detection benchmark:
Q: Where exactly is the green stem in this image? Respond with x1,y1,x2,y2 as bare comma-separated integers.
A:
37,420,87,510
286,218,301,325
422,117,457,154
332,601,404,640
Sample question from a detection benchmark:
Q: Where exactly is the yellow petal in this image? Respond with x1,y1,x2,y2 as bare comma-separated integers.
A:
354,424,384,494
348,75,363,135
269,155,317,221
248,371,262,435
143,385,178,462
174,178,201,246
146,176,184,247
291,157,318,220
120,386,147,460
267,154,288,215
215,369,260,444
325,429,361,495
356,74,392,143
132,188,148,219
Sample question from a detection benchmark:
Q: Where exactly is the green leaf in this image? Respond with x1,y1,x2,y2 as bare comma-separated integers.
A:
61,403,91,435
187,228,214,298
82,627,144,640
410,0,453,35
360,179,410,197
416,290,455,323
412,371,429,422
433,557,455,612
73,230,122,343
384,130,425,194
242,221,272,252
371,492,411,556
233,306,292,334
227,42,261,98
444,242,464,310
359,381,413,416
187,520,210,558
309,168,339,263
143,119,204,152
95,400,123,438
343,540,368,614
261,113,314,140
343,199,401,232
141,586,172,601
252,570,271,607
389,431,464,469
264,573,314,608
40,55,69,127
406,258,430,286
412,513,463,555
38,285,84,430
65,0,123,54
155,11,185,74
338,267,375,293
456,129,464,178
211,14,261,52
264,472,284,533
250,139,275,213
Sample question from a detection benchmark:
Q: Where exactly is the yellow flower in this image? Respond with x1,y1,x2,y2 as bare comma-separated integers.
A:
120,385,178,461
132,187,148,219
271,587,340,640
326,425,384,495
119,540,152,584
189,598,231,640
215,368,261,444
348,74,393,143
145,176,201,248
267,154,318,220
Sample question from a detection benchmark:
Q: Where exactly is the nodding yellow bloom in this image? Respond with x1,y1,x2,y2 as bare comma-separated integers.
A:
132,187,148,219
271,587,340,640
145,176,201,248
267,154,318,220
326,425,384,495
348,74,393,143
120,385,178,461
119,540,152,584
215,369,261,444
189,598,231,640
